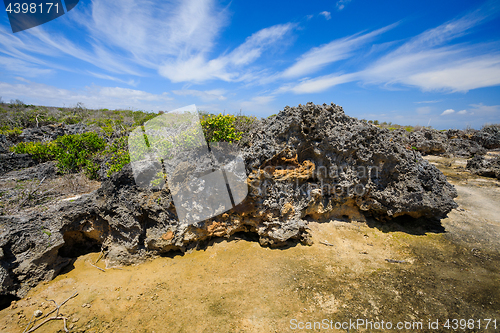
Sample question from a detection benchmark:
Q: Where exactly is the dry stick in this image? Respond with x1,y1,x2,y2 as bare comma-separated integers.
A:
89,260,106,272
18,176,46,209
22,313,35,333
94,250,104,265
319,240,335,247
24,291,78,333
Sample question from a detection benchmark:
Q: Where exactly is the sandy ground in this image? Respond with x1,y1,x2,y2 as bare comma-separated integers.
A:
1,156,499,333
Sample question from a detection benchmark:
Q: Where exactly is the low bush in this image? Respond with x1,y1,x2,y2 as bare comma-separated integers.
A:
200,113,243,143
11,132,106,178
0,127,22,137
103,136,130,177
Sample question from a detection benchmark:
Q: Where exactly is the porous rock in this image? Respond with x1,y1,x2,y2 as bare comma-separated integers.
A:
466,155,500,179
0,102,458,301
19,123,88,143
0,153,35,175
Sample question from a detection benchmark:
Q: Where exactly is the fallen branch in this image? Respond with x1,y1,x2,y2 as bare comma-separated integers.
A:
319,240,335,247
88,260,106,272
22,313,34,333
24,291,78,333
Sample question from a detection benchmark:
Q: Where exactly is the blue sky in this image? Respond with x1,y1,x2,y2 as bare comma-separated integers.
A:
1,0,499,129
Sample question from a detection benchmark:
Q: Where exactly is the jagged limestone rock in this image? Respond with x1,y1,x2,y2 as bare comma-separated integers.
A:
0,102,458,301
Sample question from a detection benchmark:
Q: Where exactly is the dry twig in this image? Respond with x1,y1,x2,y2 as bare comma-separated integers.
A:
319,240,335,247
24,291,78,333
88,260,106,272
18,176,46,209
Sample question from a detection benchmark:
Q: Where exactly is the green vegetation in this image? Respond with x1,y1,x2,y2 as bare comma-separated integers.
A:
103,136,130,177
200,113,243,143
3,102,258,180
0,127,22,136
11,132,106,178
200,113,257,143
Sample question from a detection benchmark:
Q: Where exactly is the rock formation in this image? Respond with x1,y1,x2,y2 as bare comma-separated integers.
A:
466,155,500,180
0,102,458,302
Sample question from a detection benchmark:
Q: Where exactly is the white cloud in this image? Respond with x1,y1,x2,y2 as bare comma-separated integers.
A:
159,23,295,83
279,5,500,96
416,106,431,115
172,89,227,101
319,11,331,20
336,0,352,11
79,0,228,65
282,23,396,79
469,103,500,115
441,109,455,115
88,72,138,86
278,73,357,94
0,0,233,82
457,110,468,115
0,56,54,77
0,80,173,111
361,9,500,92
403,55,500,92
239,95,276,115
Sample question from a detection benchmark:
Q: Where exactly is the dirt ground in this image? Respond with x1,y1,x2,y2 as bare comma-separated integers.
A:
1,156,499,333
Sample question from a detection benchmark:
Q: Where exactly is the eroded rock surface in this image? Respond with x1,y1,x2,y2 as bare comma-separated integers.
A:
466,155,500,179
0,102,458,301
19,123,88,143
0,153,35,175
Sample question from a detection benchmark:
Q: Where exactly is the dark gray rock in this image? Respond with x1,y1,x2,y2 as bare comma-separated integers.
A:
0,134,12,154
472,125,500,149
407,128,447,155
466,155,500,179
19,123,89,143
446,138,486,158
243,103,457,222
0,102,458,301
389,128,486,158
0,154,35,175
0,161,58,181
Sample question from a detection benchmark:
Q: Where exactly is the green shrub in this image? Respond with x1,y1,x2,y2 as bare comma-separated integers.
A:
54,132,105,172
104,136,130,176
11,141,56,161
11,133,106,175
200,113,243,143
0,127,22,137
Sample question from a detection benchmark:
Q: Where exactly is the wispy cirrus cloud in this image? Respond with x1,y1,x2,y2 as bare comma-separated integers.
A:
277,3,500,94
0,0,295,86
88,72,139,86
416,106,431,115
414,100,442,104
361,6,500,92
281,23,397,79
277,73,357,94
159,23,295,83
